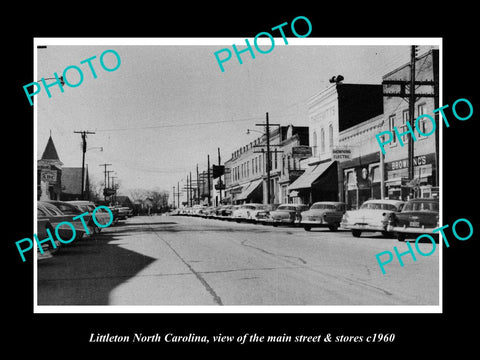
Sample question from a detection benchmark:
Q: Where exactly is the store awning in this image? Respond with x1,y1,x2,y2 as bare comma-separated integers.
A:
287,161,335,191
236,178,263,201
385,177,405,187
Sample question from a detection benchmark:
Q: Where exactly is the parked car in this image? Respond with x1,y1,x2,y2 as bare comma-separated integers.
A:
36,218,59,258
267,204,309,226
38,201,88,241
253,204,279,224
300,201,347,231
113,205,131,220
341,199,405,237
232,203,269,222
201,206,217,218
215,205,234,218
387,198,439,242
67,200,112,232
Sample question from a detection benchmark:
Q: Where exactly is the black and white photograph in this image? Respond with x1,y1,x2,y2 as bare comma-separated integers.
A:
33,39,441,310
7,7,478,354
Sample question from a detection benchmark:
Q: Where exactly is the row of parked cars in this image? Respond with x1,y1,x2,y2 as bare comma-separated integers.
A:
36,200,134,259
172,197,440,241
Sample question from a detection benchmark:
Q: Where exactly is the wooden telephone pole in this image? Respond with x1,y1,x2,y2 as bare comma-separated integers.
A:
74,130,95,199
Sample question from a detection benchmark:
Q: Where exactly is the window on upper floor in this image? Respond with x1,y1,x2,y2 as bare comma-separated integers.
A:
389,115,397,146
329,124,333,149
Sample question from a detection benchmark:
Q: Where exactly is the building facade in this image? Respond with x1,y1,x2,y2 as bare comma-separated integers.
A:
380,49,439,200
338,114,385,209
224,125,309,205
288,81,384,205
334,48,439,208
37,135,63,201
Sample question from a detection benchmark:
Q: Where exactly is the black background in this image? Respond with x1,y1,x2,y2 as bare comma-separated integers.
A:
7,4,478,355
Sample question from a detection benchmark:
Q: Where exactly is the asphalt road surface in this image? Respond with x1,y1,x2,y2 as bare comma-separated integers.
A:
37,215,439,307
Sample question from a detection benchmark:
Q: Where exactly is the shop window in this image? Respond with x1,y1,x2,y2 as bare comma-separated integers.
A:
370,165,380,183
345,170,357,189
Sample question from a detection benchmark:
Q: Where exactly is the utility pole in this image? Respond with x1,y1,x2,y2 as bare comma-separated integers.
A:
408,45,416,188
74,130,95,199
99,163,112,201
173,186,175,209
111,176,117,204
106,170,114,202
255,113,280,204
196,164,200,205
218,147,222,204
189,172,193,206
266,113,271,204
177,181,180,208
207,155,211,206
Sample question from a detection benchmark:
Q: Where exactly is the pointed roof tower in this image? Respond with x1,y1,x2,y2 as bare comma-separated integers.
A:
40,133,63,166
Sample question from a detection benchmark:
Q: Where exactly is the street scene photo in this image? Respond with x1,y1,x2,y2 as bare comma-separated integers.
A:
35,39,440,309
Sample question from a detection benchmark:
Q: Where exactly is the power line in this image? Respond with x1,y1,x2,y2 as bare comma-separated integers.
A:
94,116,265,132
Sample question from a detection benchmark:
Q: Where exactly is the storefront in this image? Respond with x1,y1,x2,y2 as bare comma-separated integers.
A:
342,153,382,209
235,178,263,204
385,153,437,200
287,160,338,205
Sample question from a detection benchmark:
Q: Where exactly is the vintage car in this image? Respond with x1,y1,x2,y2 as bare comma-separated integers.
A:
253,204,279,224
38,201,88,241
113,205,131,220
67,200,113,231
36,218,60,259
267,204,309,226
300,201,347,231
340,199,405,237
215,205,235,218
232,203,269,222
387,198,439,241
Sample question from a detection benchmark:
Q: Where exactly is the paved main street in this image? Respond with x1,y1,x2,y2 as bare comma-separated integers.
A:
37,215,439,307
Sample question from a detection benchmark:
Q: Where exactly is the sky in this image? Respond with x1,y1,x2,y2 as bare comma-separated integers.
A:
35,38,437,202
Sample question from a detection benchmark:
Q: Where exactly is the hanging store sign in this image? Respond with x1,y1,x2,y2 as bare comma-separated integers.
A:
332,147,351,161
292,146,312,159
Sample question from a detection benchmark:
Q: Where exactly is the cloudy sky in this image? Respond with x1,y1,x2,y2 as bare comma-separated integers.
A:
35,38,437,201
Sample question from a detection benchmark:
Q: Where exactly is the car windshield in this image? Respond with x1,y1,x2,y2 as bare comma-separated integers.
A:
311,204,336,210
403,201,439,212
37,206,49,217
41,203,64,216
360,202,399,211
277,205,297,211
52,203,81,215
253,205,268,210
